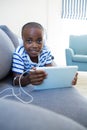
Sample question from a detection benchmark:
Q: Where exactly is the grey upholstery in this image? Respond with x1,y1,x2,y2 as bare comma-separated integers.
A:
0,29,15,80
0,77,87,128
0,99,86,130
0,25,19,48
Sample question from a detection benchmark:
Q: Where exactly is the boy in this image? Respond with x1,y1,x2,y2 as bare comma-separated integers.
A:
12,22,77,87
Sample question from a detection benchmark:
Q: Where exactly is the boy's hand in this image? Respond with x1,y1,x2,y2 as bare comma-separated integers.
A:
29,69,47,85
72,73,78,85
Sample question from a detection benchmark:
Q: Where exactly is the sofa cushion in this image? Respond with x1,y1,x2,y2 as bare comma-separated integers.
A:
0,99,86,130
72,55,87,63
0,29,15,80
0,25,19,48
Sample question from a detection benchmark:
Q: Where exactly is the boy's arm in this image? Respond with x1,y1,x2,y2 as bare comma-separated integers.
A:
13,69,47,87
45,61,57,67
13,73,31,87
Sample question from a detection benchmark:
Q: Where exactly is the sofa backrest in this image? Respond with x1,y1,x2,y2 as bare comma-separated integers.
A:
0,29,15,80
69,35,87,55
0,25,21,80
0,25,19,48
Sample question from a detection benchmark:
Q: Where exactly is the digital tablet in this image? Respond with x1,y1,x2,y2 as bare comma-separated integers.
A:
33,66,78,90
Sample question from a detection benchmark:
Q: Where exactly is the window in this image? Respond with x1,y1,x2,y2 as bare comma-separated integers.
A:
61,0,87,20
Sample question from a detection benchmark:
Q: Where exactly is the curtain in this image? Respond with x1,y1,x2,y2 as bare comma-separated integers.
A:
61,0,87,20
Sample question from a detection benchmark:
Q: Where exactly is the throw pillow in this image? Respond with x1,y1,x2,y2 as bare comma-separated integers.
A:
0,29,15,80
0,25,19,48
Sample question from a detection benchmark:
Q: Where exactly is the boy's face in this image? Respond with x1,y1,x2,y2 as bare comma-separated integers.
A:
22,27,44,58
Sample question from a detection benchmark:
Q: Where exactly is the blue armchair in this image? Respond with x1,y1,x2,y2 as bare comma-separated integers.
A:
65,35,87,71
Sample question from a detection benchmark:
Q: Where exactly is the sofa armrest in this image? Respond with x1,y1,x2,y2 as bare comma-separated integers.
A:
65,48,74,65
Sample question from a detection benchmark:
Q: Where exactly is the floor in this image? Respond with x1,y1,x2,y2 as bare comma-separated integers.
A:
76,71,87,98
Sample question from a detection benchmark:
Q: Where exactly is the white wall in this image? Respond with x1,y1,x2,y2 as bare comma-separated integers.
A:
0,0,48,36
47,0,66,65
1,0,87,65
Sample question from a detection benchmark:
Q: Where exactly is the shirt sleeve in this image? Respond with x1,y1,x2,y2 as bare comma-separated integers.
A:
43,45,53,65
12,52,24,74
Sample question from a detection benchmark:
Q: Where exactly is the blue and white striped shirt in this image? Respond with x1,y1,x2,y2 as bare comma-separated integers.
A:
12,45,53,74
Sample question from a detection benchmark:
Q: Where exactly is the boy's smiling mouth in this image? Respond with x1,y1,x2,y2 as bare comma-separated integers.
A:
29,49,39,56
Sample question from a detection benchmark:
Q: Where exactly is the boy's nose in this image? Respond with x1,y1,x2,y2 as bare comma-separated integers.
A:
32,42,37,47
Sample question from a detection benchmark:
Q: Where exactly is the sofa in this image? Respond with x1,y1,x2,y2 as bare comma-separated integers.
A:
0,25,87,130
65,35,87,71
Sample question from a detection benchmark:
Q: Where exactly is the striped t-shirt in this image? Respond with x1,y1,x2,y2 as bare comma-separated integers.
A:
12,45,53,74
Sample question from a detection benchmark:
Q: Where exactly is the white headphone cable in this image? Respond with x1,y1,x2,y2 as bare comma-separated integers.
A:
0,70,34,104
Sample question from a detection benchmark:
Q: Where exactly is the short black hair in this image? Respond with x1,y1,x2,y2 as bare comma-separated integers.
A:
21,22,44,36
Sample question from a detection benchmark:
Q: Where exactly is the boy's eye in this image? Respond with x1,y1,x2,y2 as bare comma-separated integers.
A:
26,39,32,44
37,38,42,44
